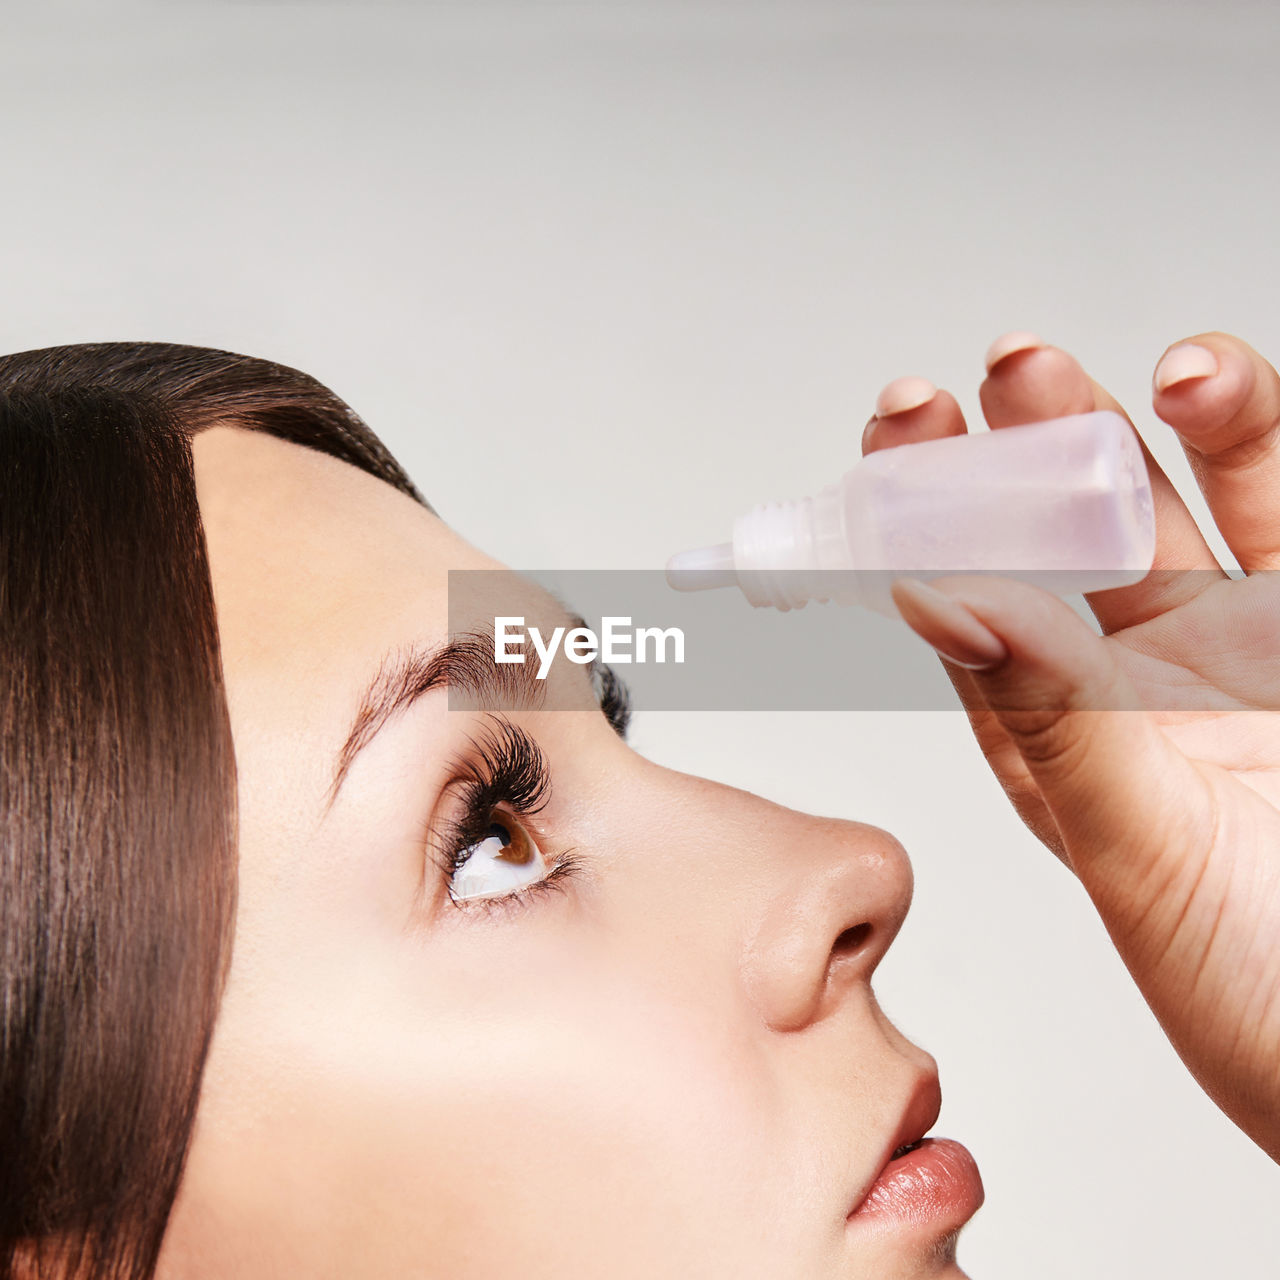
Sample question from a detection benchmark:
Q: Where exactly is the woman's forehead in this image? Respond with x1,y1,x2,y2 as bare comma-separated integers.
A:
191,425,496,714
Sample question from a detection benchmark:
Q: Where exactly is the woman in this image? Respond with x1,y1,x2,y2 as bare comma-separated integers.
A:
1,333,1276,1279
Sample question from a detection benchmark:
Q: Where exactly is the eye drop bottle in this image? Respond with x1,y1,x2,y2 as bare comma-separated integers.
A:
665,409,1156,620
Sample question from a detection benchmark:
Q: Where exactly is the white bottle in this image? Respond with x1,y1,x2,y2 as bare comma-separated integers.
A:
665,409,1156,619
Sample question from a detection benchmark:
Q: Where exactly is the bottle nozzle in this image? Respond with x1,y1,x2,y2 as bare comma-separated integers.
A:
665,542,737,592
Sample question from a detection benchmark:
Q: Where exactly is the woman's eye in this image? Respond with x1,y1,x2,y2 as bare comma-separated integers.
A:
448,813,552,902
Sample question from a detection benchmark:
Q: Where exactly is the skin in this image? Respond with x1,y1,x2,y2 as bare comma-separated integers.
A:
157,426,971,1279
867,329,1280,1163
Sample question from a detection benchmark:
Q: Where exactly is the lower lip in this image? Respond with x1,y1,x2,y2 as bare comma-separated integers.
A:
847,1137,984,1236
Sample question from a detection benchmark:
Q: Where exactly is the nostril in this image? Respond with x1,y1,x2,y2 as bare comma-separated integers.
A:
833,922,872,957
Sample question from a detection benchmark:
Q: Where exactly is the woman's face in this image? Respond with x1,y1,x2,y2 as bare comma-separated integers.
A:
161,427,981,1279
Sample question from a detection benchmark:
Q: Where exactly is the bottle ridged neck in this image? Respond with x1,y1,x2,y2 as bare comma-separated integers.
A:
731,485,852,611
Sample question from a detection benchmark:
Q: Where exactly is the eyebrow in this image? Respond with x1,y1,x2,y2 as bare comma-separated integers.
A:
326,615,625,807
326,626,540,806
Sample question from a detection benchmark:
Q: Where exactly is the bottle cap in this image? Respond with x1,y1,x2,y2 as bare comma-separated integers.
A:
665,542,737,592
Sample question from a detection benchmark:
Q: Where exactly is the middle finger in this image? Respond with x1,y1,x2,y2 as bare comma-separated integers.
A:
979,334,1228,633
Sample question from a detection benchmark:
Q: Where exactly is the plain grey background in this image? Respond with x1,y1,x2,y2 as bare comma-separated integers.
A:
4,3,1278,1275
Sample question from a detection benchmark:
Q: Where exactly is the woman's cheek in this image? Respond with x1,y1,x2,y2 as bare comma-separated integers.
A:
337,923,793,1263
188,877,826,1277
368,962,800,1275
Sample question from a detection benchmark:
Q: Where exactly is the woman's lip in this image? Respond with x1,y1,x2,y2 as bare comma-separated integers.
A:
846,1137,984,1234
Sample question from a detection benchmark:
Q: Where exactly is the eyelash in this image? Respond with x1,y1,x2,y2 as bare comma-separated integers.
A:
428,717,582,914
595,662,632,739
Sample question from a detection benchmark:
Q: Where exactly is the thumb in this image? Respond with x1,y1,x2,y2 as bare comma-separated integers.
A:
890,574,1214,897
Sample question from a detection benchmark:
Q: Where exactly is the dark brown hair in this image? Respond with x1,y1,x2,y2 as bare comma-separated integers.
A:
0,343,426,1280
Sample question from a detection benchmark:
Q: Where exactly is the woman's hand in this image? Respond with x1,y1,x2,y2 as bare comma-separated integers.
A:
864,331,1280,1163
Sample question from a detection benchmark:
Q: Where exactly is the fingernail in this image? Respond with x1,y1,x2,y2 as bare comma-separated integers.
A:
875,376,936,418
983,330,1044,373
893,578,1008,671
861,414,879,450
1152,343,1218,393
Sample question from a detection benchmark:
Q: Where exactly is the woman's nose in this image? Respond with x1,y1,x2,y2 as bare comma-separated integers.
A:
736,810,915,1033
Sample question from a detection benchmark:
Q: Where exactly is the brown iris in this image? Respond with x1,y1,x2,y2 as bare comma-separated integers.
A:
488,815,537,865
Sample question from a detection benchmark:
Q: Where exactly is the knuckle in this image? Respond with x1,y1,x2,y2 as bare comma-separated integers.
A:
1000,706,1092,776
1201,420,1280,473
